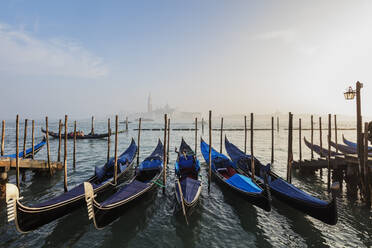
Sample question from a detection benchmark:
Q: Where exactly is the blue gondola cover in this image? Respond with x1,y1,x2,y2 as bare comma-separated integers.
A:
225,174,262,193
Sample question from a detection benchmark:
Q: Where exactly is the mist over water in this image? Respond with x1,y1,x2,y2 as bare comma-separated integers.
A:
0,116,371,248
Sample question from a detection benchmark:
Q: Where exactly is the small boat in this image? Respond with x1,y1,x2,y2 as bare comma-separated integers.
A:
332,138,372,157
6,139,137,233
41,128,110,139
200,138,271,212
303,137,341,157
343,135,372,151
84,139,164,229
174,138,202,216
224,137,338,225
0,137,46,159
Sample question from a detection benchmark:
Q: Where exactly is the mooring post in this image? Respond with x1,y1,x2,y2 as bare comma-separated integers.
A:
250,113,255,180
16,115,20,189
73,121,76,169
311,115,314,159
91,116,94,135
107,118,111,163
64,115,68,192
271,116,274,164
31,120,35,158
45,116,51,175
244,115,247,154
208,111,212,192
167,118,170,163
363,122,371,204
327,114,332,191
220,117,223,154
202,117,204,135
22,119,28,181
126,116,128,131
334,115,338,153
299,118,302,164
277,116,279,132
1,120,4,156
356,82,363,176
137,118,141,166
58,119,62,162
114,115,118,185
319,117,323,155
287,112,293,183
195,118,198,156
163,114,168,193
22,119,28,159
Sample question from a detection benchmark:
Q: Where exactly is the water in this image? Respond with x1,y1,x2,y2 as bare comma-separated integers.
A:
0,116,371,248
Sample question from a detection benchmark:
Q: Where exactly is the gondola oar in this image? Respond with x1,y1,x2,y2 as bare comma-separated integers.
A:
176,179,189,225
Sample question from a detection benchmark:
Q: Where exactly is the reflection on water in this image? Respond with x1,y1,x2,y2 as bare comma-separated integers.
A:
0,117,371,247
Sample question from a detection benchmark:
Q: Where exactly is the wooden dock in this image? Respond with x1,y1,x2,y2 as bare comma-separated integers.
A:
0,158,62,171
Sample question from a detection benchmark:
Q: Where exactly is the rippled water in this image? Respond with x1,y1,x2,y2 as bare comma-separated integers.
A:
0,116,371,248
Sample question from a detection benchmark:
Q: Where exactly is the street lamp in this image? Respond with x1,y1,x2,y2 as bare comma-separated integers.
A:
344,86,356,100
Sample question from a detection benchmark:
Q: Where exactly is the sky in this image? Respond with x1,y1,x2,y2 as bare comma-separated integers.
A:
0,0,372,120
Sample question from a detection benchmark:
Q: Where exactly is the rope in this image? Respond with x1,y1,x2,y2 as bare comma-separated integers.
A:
152,179,166,188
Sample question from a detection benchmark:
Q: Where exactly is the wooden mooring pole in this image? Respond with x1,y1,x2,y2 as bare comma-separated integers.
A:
163,114,168,193
58,119,62,162
167,118,170,163
250,113,255,180
64,115,68,192
73,121,76,169
22,119,27,181
31,120,35,158
327,114,331,191
363,122,371,204
311,115,314,159
107,118,111,163
195,117,197,156
271,116,274,164
91,116,94,135
299,118,302,164
277,116,279,132
1,120,4,156
334,115,338,153
208,110,212,192
244,115,247,154
22,119,27,159
356,82,363,176
220,117,223,154
16,115,20,189
319,116,323,176
137,118,141,166
45,117,51,175
114,115,118,185
202,118,204,135
287,112,293,183
126,117,128,131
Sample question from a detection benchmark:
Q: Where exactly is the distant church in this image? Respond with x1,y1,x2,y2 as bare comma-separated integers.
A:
148,93,153,113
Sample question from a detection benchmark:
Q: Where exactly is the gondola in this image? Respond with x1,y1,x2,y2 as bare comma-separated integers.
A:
303,137,342,157
6,139,137,233
224,137,338,225
0,137,46,159
174,138,202,215
200,138,271,212
331,137,372,157
343,135,372,151
41,128,110,139
84,139,164,229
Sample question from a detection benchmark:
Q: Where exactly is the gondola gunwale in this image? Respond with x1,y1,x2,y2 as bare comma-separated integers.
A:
200,138,271,212
1,137,46,159
41,128,110,139
6,138,137,233
224,136,338,225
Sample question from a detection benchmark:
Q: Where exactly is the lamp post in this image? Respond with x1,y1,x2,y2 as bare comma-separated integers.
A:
344,81,363,174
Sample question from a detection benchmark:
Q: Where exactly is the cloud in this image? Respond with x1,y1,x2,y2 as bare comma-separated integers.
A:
0,23,108,78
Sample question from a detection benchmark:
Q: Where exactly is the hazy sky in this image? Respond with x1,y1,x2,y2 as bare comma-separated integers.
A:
0,0,372,120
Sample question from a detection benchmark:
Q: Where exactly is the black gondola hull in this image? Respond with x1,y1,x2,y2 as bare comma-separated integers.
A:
92,182,159,229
